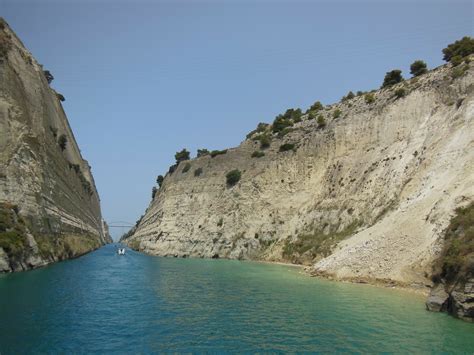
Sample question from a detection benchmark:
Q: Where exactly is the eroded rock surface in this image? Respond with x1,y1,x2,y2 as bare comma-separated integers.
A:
0,19,111,272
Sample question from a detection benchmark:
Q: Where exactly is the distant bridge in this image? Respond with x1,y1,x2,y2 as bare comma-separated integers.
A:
108,221,134,228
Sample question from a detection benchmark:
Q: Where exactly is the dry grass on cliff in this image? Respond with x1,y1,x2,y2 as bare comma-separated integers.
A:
432,202,474,284
283,220,360,264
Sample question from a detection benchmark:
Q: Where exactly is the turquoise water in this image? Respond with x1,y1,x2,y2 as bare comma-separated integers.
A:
0,244,473,353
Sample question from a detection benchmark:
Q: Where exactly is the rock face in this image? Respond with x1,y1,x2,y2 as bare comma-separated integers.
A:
0,19,111,272
124,55,473,316
427,280,474,322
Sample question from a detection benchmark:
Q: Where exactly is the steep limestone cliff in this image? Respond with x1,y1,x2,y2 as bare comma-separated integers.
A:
124,56,473,318
0,19,111,272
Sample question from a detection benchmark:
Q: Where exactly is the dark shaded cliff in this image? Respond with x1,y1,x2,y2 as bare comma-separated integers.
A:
0,19,111,272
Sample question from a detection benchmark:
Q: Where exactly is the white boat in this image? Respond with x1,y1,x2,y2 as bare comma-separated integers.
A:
117,248,126,255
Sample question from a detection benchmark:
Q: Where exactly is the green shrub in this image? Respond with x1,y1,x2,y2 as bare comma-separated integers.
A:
43,70,54,84
277,127,295,138
255,133,271,149
307,112,315,120
168,164,177,174
58,134,67,151
56,93,66,102
272,108,303,132
197,149,209,157
156,175,164,187
317,115,326,128
151,186,157,199
442,36,474,62
251,151,265,158
272,115,293,133
175,149,190,163
182,162,191,173
0,203,27,260
394,88,406,99
356,91,365,96
210,149,227,158
410,60,428,77
333,109,342,119
364,93,375,104
342,91,355,101
451,64,469,79
432,203,474,284
246,122,269,139
309,101,323,112
450,55,463,67
279,143,296,152
194,167,203,177
226,169,241,186
217,217,223,227
382,69,403,88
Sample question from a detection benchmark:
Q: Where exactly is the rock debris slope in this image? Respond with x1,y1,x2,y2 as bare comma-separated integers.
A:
0,19,111,272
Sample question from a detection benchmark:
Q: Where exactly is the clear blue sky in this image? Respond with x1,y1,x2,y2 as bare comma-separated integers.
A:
2,0,473,239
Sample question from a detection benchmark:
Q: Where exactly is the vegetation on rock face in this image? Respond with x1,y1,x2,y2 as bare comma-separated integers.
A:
277,127,295,138
56,93,66,102
251,151,265,158
317,115,326,128
394,88,406,99
279,143,296,152
194,167,203,177
253,133,271,149
333,109,342,119
410,60,428,77
442,36,474,63
225,169,241,186
0,203,27,262
58,134,68,151
151,186,157,199
0,22,12,58
364,93,375,104
282,221,360,263
382,70,403,88
156,175,164,187
197,149,209,157
182,162,191,173
309,101,323,112
432,202,474,284
175,149,190,164
247,123,270,139
272,108,302,133
451,64,470,79
210,149,228,158
342,91,355,102
43,70,54,84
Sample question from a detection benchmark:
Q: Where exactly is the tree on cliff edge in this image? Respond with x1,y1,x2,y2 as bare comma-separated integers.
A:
175,149,190,164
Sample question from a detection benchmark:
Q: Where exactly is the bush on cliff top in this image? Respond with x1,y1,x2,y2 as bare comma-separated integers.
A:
382,69,403,88
410,60,428,77
442,36,474,62
175,149,190,164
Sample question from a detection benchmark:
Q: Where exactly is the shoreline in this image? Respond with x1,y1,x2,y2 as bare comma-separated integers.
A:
254,259,430,298
127,247,431,298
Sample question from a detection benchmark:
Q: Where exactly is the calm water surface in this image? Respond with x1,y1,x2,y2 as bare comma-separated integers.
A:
0,244,473,353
